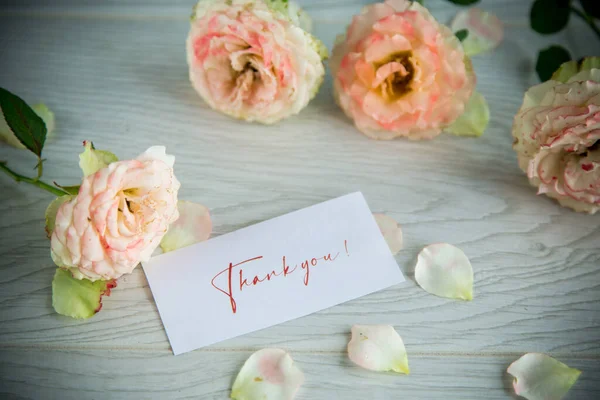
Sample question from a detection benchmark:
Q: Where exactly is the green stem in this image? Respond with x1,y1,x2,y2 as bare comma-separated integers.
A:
0,162,68,196
571,6,600,41
36,158,43,180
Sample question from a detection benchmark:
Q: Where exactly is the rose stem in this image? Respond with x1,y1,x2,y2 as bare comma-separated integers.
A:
570,6,600,41
0,162,68,196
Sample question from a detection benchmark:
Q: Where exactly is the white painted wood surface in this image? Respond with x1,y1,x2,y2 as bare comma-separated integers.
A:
0,0,599,398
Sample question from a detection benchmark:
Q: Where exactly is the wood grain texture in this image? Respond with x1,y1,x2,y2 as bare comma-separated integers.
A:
1,349,599,400
0,0,599,398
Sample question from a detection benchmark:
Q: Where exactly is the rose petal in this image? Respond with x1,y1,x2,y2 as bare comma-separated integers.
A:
373,213,403,255
136,145,175,167
414,243,473,300
160,200,212,253
45,195,74,238
567,67,600,84
507,353,582,400
78,140,118,177
0,102,55,149
446,91,490,137
551,61,580,83
231,348,304,400
347,325,410,374
450,8,503,56
52,268,117,319
552,57,600,84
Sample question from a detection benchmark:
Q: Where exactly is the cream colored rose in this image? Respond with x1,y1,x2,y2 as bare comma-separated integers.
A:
512,60,600,214
186,0,326,124
51,146,180,281
330,0,475,140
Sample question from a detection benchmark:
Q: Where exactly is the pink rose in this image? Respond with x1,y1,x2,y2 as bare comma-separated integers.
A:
186,0,326,124
513,63,600,214
51,147,180,281
330,0,475,140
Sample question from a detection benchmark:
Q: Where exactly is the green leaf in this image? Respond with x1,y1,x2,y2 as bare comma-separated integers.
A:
0,87,47,157
447,91,490,137
530,0,570,34
536,45,572,82
45,195,74,238
455,29,469,42
580,0,600,19
1,103,55,149
446,0,480,5
32,104,55,136
52,268,117,319
78,140,118,177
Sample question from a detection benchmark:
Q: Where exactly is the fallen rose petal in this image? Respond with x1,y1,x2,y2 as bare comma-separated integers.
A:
373,213,403,255
347,325,409,374
45,195,74,238
414,243,473,300
231,348,304,400
78,140,118,177
450,8,503,56
160,200,212,253
52,268,117,319
447,91,490,137
0,102,55,149
507,353,581,400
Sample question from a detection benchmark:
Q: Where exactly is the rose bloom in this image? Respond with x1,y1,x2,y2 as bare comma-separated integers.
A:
330,0,475,140
513,64,600,214
51,147,180,281
186,0,326,124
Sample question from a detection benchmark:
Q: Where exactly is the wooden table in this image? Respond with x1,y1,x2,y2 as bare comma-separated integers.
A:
1,0,599,398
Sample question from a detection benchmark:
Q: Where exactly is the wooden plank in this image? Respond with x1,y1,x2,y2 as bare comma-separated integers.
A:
1,349,599,399
0,10,599,356
0,0,599,398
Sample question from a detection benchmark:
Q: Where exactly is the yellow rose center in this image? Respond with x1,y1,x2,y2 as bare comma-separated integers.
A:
242,62,260,80
375,51,415,101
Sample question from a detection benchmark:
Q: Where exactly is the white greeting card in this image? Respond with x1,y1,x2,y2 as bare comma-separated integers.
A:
142,192,405,355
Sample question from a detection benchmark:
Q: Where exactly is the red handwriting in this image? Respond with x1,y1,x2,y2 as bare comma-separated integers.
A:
211,241,348,314
210,256,263,314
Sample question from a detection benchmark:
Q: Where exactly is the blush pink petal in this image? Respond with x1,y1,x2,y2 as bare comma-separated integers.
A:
160,201,212,253
414,243,474,300
231,348,304,400
507,353,581,400
450,8,504,56
346,3,397,50
373,213,403,255
347,325,410,374
364,34,412,63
